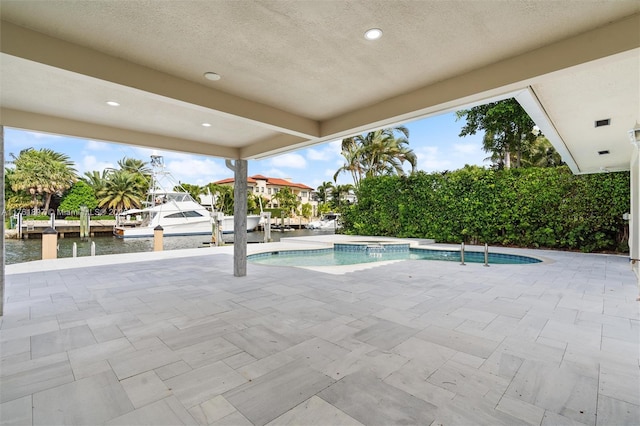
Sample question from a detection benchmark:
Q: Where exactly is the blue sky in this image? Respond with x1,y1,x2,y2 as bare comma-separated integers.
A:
4,112,488,190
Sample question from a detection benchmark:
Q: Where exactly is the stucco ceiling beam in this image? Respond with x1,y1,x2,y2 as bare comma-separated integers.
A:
240,134,310,159
0,21,320,140
1,108,240,159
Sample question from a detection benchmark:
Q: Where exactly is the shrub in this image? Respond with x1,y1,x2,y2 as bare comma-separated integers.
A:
343,166,629,253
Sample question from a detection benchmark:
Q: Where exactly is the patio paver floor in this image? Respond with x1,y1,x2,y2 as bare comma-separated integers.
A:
1,240,638,425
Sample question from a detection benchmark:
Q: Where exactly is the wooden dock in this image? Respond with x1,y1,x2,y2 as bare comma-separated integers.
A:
9,220,117,239
6,217,314,239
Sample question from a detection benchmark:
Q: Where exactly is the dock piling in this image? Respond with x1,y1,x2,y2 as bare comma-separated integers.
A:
153,226,164,251
263,212,272,243
80,206,90,239
42,227,58,260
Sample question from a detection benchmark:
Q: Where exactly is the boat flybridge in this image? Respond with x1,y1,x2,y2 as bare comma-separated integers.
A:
113,155,260,238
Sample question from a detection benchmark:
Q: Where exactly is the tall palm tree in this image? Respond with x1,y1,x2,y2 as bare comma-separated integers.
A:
117,157,151,194
334,137,365,186
272,187,299,217
97,170,144,214
481,130,510,169
316,181,335,204
204,183,234,214
117,157,151,176
363,127,417,178
333,184,354,207
175,183,202,202
82,170,109,195
334,126,417,187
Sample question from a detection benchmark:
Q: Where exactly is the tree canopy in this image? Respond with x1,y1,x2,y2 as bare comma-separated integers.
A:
59,180,99,212
272,187,299,217
456,99,562,169
82,157,150,214
315,181,334,205
8,148,77,212
335,126,417,187
96,169,145,213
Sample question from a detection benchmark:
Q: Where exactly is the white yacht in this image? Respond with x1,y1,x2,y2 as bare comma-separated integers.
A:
113,155,260,238
306,213,341,230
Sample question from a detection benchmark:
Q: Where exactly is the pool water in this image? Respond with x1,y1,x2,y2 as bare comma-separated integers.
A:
248,247,542,266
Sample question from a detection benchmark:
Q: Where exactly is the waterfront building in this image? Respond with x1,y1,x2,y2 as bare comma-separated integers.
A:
214,175,318,215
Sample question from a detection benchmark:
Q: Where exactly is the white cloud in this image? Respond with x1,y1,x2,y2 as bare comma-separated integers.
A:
328,169,355,186
268,153,307,169
453,143,478,154
328,140,342,153
84,140,112,151
124,146,196,163
305,140,342,161
416,143,488,173
25,131,63,140
166,158,228,186
130,146,172,160
5,129,63,151
80,155,115,175
415,146,454,172
308,179,323,189
306,148,330,161
263,168,288,178
161,150,200,161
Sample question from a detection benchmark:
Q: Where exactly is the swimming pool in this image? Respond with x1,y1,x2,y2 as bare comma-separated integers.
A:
248,243,542,267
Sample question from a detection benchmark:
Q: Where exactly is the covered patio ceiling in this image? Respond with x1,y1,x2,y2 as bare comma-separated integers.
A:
1,1,638,174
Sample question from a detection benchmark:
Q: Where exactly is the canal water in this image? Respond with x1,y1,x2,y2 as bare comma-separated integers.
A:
4,229,337,265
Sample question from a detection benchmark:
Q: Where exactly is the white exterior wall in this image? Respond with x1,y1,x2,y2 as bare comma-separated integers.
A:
228,178,317,213
253,179,268,196
630,141,639,292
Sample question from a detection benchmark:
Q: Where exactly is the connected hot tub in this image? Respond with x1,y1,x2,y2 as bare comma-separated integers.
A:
248,242,542,266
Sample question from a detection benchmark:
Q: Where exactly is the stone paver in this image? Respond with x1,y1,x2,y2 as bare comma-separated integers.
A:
2,238,639,425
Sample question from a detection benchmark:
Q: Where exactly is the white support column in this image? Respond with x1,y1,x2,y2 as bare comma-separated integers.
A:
1,126,4,316
226,159,248,277
629,137,640,299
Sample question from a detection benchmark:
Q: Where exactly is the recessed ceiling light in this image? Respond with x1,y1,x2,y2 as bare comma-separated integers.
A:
201,123,212,127
364,28,383,40
203,72,221,81
106,101,120,106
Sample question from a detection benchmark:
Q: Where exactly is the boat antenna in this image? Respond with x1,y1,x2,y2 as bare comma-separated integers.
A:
150,155,164,170
149,155,165,207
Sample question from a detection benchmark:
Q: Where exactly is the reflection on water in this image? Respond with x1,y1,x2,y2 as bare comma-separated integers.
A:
4,229,336,265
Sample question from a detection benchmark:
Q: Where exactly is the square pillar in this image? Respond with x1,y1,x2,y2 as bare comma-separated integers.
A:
233,159,248,277
1,126,4,316
630,140,639,297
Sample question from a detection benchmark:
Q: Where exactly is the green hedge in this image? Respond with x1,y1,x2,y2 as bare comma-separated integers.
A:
264,208,285,218
342,166,630,253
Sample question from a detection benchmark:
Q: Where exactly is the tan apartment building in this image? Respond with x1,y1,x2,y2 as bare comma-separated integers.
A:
214,175,317,215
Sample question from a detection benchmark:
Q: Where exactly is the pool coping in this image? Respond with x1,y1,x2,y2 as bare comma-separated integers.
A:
7,234,594,276
246,236,555,273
